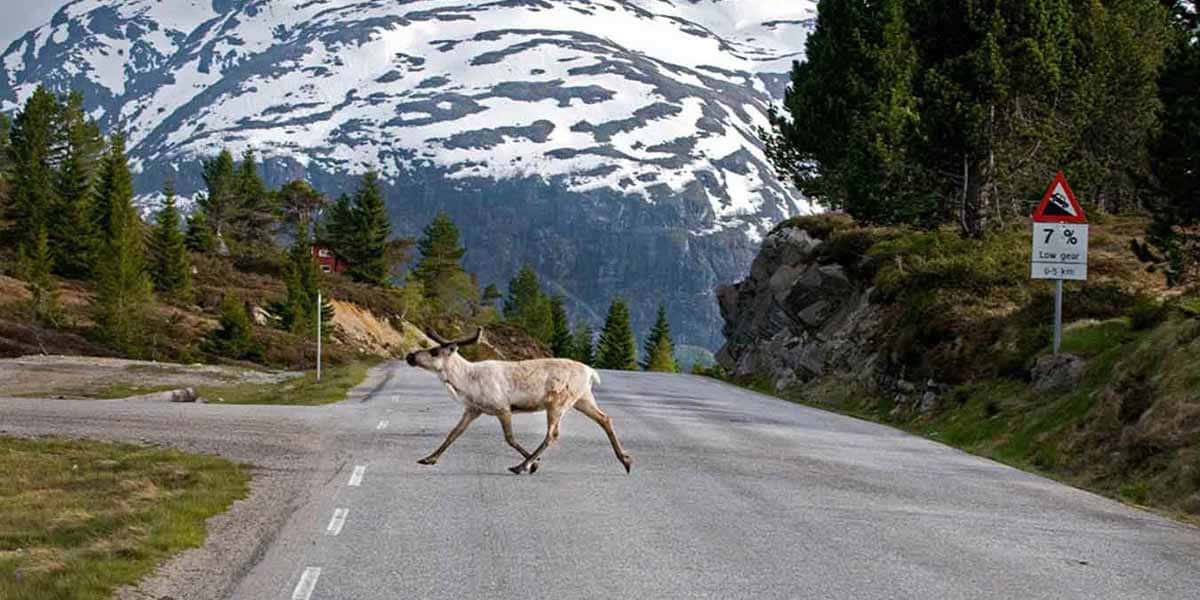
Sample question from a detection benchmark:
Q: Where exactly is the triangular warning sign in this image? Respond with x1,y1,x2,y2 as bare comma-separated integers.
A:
1032,172,1086,223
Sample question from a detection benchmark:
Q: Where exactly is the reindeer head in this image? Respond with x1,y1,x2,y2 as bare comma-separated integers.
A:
406,328,482,372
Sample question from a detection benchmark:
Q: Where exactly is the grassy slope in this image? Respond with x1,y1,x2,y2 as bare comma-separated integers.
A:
196,360,374,406
725,214,1200,522
0,437,249,600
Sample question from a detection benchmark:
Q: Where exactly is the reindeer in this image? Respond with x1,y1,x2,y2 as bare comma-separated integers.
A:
404,328,633,475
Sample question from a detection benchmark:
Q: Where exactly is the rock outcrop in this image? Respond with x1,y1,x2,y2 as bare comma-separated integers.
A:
716,225,885,390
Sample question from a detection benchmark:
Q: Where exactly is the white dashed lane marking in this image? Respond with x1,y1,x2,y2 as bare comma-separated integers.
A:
326,508,348,536
348,465,366,487
376,420,389,430
291,567,321,600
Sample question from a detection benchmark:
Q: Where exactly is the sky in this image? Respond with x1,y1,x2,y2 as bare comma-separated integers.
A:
1,0,70,50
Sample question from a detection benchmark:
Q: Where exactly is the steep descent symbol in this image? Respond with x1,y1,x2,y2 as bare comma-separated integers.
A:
1033,172,1087,224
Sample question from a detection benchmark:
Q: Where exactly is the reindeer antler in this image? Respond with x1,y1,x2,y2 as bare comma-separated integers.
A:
454,328,483,347
425,329,452,345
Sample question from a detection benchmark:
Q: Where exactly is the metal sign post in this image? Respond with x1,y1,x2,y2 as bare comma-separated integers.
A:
1030,172,1088,354
316,290,322,382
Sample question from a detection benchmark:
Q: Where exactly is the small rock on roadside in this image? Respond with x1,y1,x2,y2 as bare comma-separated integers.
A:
1031,353,1086,393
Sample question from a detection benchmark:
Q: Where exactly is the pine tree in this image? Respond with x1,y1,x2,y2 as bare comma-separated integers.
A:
202,292,259,360
549,295,573,357
571,324,595,365
233,149,275,247
185,208,216,253
413,211,467,296
345,171,391,285
18,227,61,326
282,228,334,338
151,180,192,299
50,91,102,278
323,193,355,257
92,134,153,354
198,149,236,244
504,265,552,342
0,114,11,214
279,179,326,237
6,86,59,250
91,133,134,241
596,298,636,370
641,304,677,372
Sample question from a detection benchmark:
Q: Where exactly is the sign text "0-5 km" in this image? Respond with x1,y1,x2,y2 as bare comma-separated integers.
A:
1031,224,1088,281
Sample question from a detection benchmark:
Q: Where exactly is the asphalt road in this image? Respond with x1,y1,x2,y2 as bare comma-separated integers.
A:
3,362,1200,599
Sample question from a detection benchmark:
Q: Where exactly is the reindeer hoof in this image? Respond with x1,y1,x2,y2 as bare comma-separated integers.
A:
529,461,539,474
622,455,633,474
508,465,526,475
417,457,437,465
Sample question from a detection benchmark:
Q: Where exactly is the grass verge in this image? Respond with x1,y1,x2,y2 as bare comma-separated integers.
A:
0,436,250,600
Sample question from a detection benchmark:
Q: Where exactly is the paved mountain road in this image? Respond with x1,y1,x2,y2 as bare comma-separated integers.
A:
2,363,1198,599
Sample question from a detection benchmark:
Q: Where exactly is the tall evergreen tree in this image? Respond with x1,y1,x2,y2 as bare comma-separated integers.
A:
323,193,355,257
232,149,276,246
91,133,134,240
282,227,334,337
596,298,636,370
6,86,59,250
151,180,192,299
50,91,103,278
198,149,237,245
413,211,468,297
279,179,327,238
641,304,677,372
548,295,573,357
504,265,552,342
345,171,391,285
92,135,153,354
571,324,595,366
0,114,11,214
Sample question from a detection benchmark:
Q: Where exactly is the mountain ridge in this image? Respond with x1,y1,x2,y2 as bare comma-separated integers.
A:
0,0,816,347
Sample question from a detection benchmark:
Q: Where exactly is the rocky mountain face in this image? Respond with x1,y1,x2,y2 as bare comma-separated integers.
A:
715,222,944,415
0,0,816,347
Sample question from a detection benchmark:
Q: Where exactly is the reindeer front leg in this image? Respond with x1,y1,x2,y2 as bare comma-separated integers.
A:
497,411,540,474
509,407,564,474
419,408,480,465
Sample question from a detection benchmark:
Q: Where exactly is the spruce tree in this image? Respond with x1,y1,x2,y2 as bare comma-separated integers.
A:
548,295,573,357
324,193,355,258
641,304,677,372
18,227,61,326
199,149,236,242
92,134,153,354
91,133,134,240
0,114,11,214
185,208,216,253
202,292,259,360
571,324,595,365
282,228,334,338
596,298,636,370
413,211,467,296
151,180,192,299
346,171,391,285
233,149,275,247
504,265,552,342
6,86,59,250
50,91,102,278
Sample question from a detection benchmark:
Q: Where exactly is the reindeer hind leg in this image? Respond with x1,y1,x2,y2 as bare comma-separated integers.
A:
574,391,632,474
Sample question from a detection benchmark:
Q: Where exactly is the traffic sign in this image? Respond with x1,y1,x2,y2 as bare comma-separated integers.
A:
1031,224,1088,281
1030,172,1089,354
1032,172,1087,224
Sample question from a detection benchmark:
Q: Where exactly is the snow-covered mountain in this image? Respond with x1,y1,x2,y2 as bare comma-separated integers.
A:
0,0,815,348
